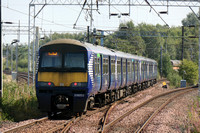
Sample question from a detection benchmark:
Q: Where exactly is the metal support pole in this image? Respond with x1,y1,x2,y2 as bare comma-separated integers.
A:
16,20,20,74
160,46,162,78
93,28,96,44
198,7,200,98
165,30,168,53
6,44,9,69
32,37,35,86
11,43,13,72
101,31,104,46
28,5,31,86
0,0,2,97
182,26,184,60
33,27,39,85
90,0,93,32
35,27,39,66
87,26,90,43
15,42,18,73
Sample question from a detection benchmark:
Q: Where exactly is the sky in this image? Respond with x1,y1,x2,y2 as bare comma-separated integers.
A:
2,0,200,44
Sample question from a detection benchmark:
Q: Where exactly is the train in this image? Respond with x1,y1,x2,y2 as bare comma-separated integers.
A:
35,39,157,116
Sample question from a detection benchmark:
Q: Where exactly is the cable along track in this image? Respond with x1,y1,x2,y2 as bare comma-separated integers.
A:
99,86,197,133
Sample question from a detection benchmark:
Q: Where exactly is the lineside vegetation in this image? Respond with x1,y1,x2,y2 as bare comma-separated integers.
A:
0,74,44,122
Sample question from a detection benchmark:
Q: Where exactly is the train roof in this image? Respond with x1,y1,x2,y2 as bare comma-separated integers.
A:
42,39,83,47
41,39,157,64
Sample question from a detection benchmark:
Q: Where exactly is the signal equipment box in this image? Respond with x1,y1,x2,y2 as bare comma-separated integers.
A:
180,80,186,88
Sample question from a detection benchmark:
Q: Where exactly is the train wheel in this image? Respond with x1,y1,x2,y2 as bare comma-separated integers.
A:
115,91,119,101
123,88,128,97
97,97,102,108
111,91,115,102
128,86,132,95
76,112,83,117
48,112,57,119
139,84,142,91
48,112,52,119
131,85,134,94
87,97,95,110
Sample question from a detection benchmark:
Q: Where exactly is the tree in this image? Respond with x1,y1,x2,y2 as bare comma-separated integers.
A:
138,23,164,60
158,53,173,78
179,59,198,85
182,12,199,26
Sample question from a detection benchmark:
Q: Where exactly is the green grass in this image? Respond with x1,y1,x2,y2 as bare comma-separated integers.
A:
1,74,45,122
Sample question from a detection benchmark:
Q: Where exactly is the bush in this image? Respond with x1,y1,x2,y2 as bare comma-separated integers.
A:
179,59,198,85
167,70,182,88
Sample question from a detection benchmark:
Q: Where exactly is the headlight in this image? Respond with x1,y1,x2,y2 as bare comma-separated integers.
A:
38,82,55,87
70,82,87,87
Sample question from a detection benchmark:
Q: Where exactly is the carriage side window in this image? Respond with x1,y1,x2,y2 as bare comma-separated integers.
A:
103,57,109,75
135,61,137,73
41,52,62,68
127,61,131,74
132,60,134,72
111,59,115,74
145,63,147,76
117,59,121,74
155,65,157,75
149,64,151,76
150,64,152,76
135,61,137,79
106,59,109,74
95,57,100,75
142,62,144,79
141,62,144,72
123,60,126,74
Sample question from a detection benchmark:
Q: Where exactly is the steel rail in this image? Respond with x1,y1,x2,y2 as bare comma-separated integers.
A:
3,117,48,133
44,117,76,133
136,88,197,133
98,101,120,133
60,116,83,133
60,106,112,133
47,106,111,133
98,80,165,133
103,86,197,132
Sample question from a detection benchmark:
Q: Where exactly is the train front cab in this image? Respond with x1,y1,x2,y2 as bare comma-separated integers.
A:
36,42,90,114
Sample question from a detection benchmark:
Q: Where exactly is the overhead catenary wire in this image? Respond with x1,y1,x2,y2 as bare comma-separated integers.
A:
2,5,84,30
73,0,88,29
144,0,170,28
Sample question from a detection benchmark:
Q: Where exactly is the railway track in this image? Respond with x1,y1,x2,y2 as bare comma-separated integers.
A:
3,70,33,84
2,105,111,133
3,117,48,133
98,85,197,133
135,88,195,133
50,106,113,133
17,72,33,84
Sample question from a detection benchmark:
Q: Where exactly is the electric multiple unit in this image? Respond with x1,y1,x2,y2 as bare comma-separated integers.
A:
35,39,157,116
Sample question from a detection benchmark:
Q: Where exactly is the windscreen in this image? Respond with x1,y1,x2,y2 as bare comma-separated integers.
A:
39,44,87,72
64,53,85,70
41,52,62,68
